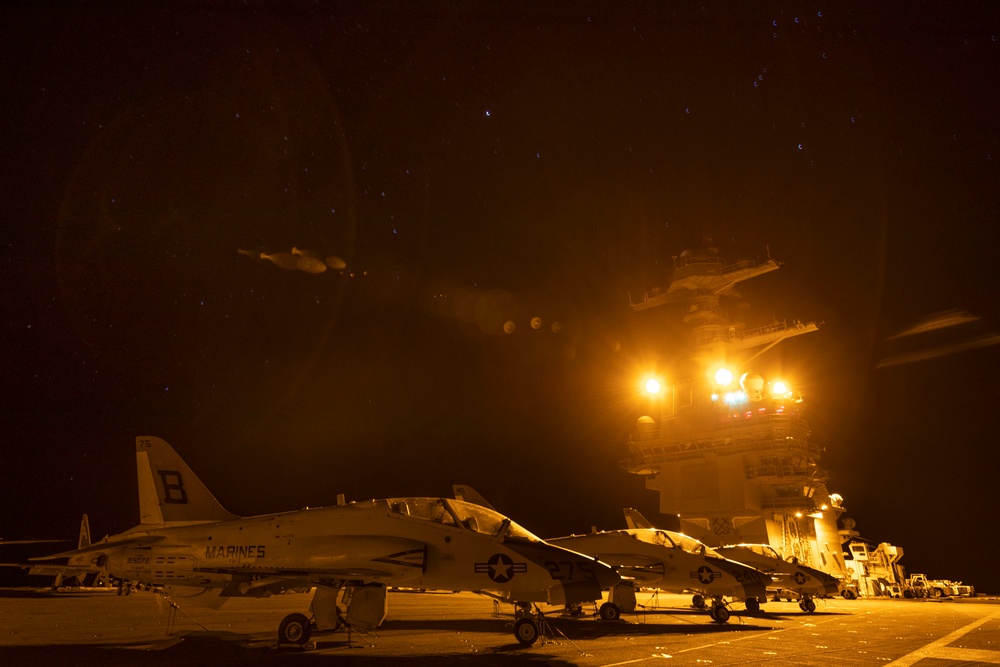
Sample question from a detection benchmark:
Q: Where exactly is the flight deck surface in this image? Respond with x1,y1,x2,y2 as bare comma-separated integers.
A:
2,589,998,665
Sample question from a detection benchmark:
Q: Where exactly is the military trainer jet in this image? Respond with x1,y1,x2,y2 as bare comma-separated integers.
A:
713,543,840,612
550,525,768,623
19,436,619,646
623,508,839,613
453,487,767,624
10,515,101,589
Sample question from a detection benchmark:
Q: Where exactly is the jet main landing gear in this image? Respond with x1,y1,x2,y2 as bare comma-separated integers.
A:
598,601,621,621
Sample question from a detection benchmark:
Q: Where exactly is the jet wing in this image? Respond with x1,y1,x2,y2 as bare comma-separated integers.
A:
0,561,90,575
25,564,96,580
0,534,170,578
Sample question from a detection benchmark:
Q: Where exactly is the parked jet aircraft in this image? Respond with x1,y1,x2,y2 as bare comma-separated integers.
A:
16,515,100,589
713,543,840,612
623,509,839,613
453,487,767,623
17,436,619,646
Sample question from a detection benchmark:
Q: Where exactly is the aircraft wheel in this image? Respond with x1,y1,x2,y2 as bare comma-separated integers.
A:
803,598,816,613
599,602,621,621
692,594,706,609
514,618,539,645
709,605,731,624
844,589,858,600
278,613,312,645
745,597,760,613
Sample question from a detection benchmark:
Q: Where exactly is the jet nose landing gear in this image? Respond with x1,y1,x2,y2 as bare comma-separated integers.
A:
512,601,550,646
278,612,313,645
514,617,540,645
708,598,732,623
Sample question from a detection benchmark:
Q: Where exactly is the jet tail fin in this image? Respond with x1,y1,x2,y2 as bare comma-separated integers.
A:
78,514,91,549
136,436,239,525
452,484,496,511
623,508,656,530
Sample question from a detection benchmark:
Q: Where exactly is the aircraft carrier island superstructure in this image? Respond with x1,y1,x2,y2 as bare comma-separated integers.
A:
621,244,870,593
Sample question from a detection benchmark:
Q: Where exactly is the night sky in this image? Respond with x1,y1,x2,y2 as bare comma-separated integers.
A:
3,3,999,593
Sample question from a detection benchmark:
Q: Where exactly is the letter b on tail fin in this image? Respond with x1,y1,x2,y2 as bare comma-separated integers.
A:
135,436,238,524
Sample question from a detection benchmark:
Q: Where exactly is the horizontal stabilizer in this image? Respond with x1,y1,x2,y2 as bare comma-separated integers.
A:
29,535,165,562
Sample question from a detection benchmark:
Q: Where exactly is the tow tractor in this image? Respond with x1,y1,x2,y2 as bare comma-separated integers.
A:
903,574,976,599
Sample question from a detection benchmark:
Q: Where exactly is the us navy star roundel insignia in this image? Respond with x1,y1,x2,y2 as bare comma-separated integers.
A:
690,565,717,585
793,571,807,586
475,553,527,583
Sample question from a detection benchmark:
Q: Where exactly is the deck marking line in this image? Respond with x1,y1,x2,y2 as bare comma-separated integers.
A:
599,608,887,667
886,608,1000,666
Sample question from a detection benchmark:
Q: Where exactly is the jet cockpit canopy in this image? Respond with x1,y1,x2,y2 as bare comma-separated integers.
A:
634,529,722,557
386,498,540,542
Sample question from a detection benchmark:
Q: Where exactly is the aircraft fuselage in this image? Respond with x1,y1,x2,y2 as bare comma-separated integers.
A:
100,499,612,606
552,529,768,601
